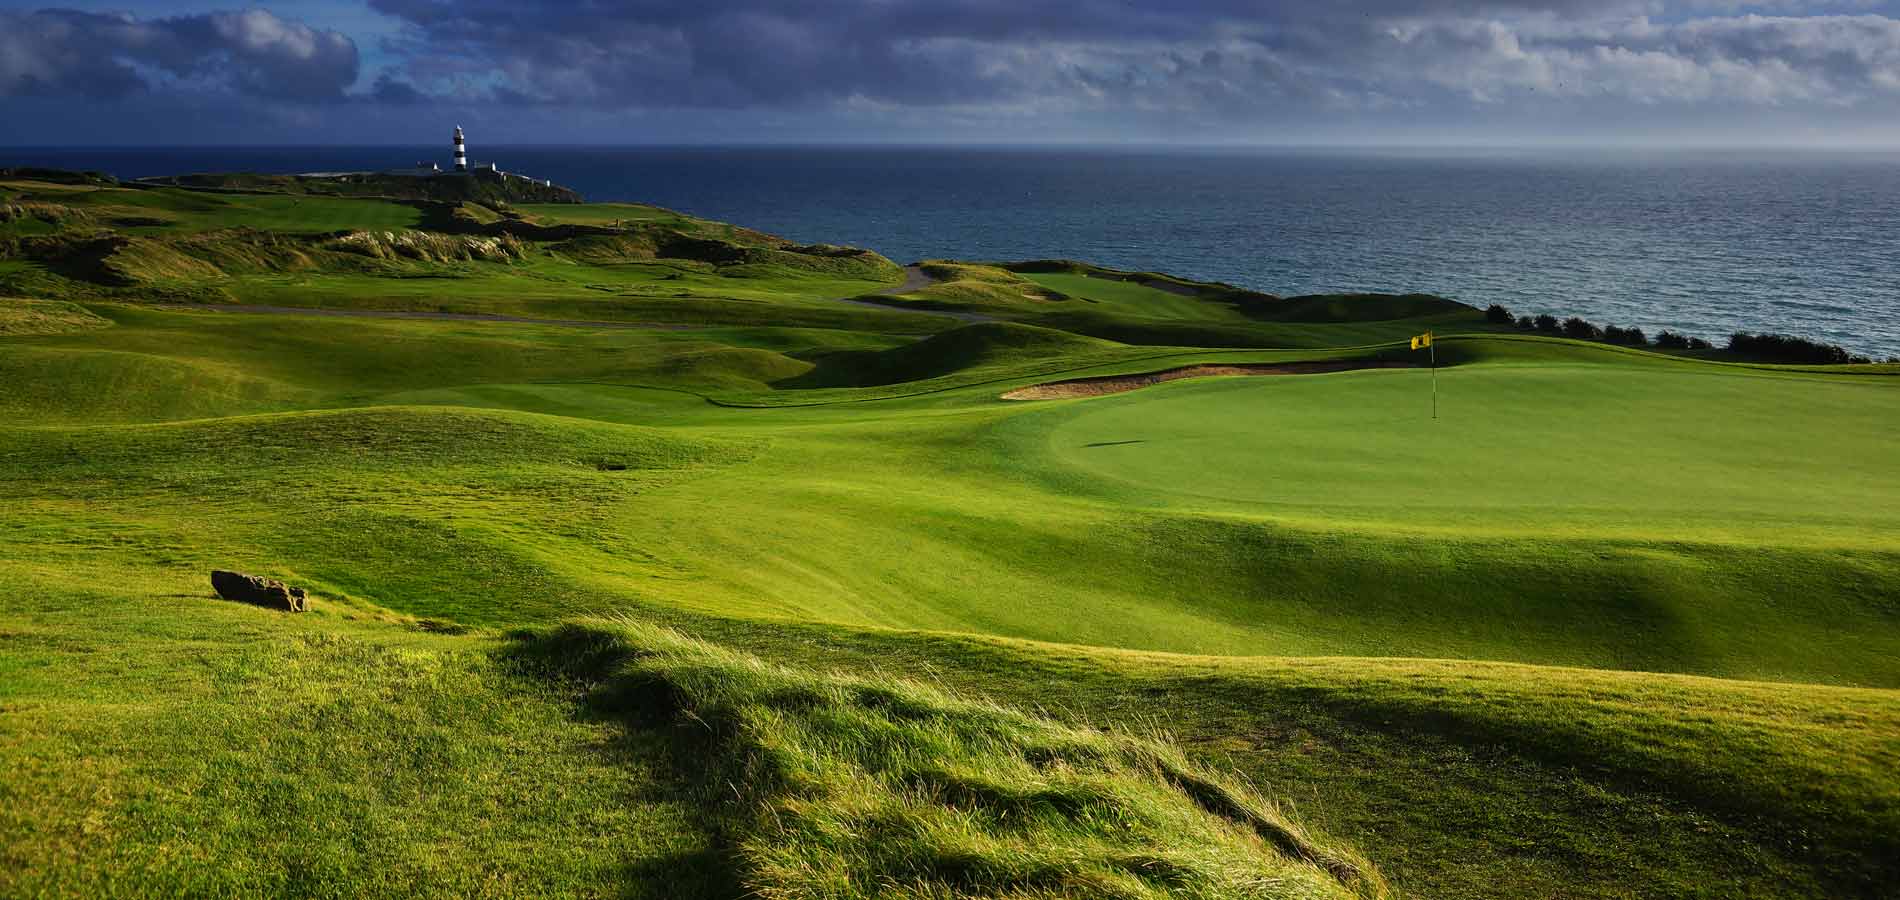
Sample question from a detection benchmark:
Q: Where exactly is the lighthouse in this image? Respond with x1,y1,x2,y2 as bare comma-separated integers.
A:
453,126,467,172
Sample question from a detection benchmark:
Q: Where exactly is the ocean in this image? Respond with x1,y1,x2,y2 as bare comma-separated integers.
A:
6,145,1899,359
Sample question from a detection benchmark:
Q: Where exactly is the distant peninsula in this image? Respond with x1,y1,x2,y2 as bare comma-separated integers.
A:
136,126,581,206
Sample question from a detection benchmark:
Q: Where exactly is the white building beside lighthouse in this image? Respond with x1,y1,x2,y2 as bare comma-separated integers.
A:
344,125,572,199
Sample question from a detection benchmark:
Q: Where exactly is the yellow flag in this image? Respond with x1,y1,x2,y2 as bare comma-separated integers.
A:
1410,331,1433,350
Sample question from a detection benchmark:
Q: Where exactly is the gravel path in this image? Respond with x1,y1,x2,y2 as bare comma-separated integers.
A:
879,265,937,296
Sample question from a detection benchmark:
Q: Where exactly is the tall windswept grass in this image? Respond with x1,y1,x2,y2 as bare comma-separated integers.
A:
0,201,92,227
905,260,1070,307
323,229,527,263
0,298,110,335
512,620,1388,900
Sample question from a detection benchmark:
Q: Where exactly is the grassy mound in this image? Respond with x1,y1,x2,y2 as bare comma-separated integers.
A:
781,321,1121,388
8,228,532,294
0,343,314,422
1,200,96,234
882,261,1069,310
0,298,110,335
511,620,1385,900
553,225,902,281
0,405,755,624
0,405,739,478
7,232,222,288
653,345,816,388
686,619,1900,899
322,229,528,264
1004,261,1472,324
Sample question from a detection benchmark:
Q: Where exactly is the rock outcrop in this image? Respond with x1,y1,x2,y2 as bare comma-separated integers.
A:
210,570,308,612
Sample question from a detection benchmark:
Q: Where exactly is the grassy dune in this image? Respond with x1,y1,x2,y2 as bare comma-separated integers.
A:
2,181,1896,898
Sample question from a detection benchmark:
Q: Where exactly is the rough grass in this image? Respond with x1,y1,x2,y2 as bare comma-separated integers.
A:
509,620,1386,900
0,567,728,900
0,298,110,335
1020,271,1250,322
322,229,528,263
680,616,1900,900
0,179,423,234
884,261,1069,310
779,321,1124,389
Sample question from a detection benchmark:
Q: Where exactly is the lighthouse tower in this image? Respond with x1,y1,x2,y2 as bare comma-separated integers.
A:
452,126,467,172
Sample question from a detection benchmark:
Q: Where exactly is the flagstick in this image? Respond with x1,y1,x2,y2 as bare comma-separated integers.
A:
1430,337,1438,420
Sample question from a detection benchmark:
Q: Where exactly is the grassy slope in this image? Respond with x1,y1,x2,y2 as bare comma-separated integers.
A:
685,615,1900,900
1,179,919,330
1022,271,1250,321
2,179,423,234
0,566,725,899
3,310,1894,683
3,185,1897,898
2,569,1383,900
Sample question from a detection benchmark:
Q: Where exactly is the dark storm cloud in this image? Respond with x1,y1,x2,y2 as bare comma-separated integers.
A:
0,8,359,102
360,0,1900,115
3,1,1900,143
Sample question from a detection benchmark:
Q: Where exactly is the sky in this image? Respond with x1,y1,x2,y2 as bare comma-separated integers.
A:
4,1,1900,146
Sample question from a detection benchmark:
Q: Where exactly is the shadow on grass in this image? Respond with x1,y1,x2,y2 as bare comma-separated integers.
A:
498,620,1401,900
500,625,747,900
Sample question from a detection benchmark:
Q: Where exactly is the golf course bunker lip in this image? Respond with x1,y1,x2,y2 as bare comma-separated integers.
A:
1001,360,1417,400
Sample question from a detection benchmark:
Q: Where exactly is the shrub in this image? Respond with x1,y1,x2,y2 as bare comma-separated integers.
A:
1534,314,1560,333
1602,325,1648,346
1687,337,1713,350
1516,315,1536,330
1727,332,1860,365
1561,317,1603,340
1654,330,1690,349
1485,303,1513,324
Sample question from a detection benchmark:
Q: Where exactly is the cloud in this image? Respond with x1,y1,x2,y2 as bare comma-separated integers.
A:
357,0,1900,122
3,2,1900,143
0,8,359,102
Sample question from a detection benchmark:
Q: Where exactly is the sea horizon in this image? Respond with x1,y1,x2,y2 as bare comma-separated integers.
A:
8,143,1898,358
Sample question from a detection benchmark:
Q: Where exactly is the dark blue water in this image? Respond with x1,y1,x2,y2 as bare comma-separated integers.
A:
8,145,1899,358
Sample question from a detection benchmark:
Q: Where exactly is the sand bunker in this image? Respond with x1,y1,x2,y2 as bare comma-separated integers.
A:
1001,360,1415,400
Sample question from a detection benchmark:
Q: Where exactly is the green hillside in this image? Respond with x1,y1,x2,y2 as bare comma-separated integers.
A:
2,174,1896,899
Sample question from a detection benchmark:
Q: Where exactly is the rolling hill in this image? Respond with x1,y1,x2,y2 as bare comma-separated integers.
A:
2,173,1896,899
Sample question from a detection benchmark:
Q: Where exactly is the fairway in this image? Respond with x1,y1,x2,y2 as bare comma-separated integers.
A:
4,175,1898,900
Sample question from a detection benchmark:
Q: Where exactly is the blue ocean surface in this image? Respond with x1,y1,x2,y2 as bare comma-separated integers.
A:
6,145,1898,358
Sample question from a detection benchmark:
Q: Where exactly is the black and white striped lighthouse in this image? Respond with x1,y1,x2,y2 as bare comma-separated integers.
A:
453,126,467,171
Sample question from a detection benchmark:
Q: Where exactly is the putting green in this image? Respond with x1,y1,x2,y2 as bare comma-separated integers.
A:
1032,362,1900,544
